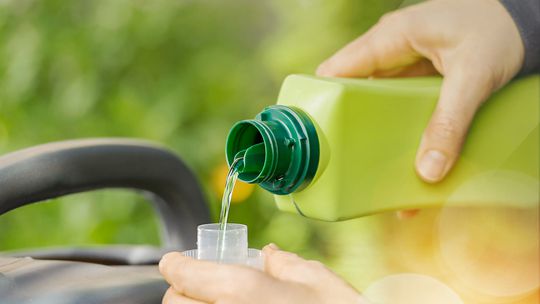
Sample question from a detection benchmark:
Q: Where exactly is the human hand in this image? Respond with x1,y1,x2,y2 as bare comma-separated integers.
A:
159,244,364,304
317,0,524,184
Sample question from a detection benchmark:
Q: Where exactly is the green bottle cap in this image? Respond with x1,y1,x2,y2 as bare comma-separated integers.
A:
226,105,319,195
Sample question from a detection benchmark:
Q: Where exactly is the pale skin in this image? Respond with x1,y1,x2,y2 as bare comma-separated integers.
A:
159,244,363,304
160,0,525,302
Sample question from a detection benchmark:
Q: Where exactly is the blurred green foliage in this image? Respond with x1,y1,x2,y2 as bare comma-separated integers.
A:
0,0,403,288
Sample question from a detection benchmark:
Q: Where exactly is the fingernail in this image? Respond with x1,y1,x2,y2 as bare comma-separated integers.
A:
316,60,336,76
418,150,447,182
316,63,328,76
396,209,419,220
158,253,171,272
267,243,279,250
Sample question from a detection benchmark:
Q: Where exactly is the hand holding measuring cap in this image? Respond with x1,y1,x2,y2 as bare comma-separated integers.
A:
159,244,365,304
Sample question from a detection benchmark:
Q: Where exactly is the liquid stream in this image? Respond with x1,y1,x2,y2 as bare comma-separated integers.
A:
217,157,243,261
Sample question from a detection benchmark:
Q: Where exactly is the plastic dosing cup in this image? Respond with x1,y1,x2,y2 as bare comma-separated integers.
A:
183,223,263,269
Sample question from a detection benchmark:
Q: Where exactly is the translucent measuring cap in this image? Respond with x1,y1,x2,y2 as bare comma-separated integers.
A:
183,223,263,269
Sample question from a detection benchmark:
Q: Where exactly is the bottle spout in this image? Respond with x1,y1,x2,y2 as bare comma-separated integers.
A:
225,106,319,193
234,143,265,178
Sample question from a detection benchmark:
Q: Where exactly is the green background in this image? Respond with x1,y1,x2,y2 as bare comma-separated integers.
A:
2,2,539,301
0,0,411,286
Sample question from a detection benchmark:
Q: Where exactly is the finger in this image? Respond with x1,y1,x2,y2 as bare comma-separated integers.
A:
263,244,305,280
263,245,329,284
159,252,266,302
263,244,360,302
415,67,493,183
316,12,421,78
163,287,206,304
372,59,439,78
264,243,280,250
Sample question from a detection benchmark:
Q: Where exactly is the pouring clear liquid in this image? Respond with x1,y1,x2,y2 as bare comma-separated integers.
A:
217,157,243,261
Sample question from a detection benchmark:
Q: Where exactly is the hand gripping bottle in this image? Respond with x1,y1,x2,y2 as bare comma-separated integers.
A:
226,75,539,221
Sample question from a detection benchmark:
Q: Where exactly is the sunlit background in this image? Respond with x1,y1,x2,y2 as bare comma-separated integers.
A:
0,1,537,303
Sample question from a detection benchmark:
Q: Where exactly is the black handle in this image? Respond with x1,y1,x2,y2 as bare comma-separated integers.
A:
0,138,210,250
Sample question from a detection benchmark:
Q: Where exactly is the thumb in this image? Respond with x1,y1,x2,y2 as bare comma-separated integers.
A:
316,12,419,77
416,68,493,183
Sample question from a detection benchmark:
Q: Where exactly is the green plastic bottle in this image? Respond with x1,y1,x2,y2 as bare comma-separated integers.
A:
226,74,539,221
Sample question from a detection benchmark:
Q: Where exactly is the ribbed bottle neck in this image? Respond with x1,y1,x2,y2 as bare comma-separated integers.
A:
226,105,319,195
